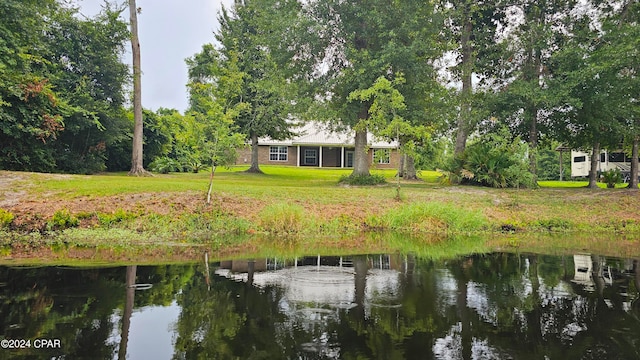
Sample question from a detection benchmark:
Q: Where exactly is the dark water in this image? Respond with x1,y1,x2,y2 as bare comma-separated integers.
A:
0,253,639,359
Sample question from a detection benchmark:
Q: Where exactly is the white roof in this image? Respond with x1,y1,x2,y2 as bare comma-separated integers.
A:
259,122,397,148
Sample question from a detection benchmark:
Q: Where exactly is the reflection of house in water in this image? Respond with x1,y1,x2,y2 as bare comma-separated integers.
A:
216,255,406,358
216,255,404,309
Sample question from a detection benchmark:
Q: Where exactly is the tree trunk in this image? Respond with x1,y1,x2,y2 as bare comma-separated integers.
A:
588,141,600,189
398,154,405,178
352,128,370,177
454,8,473,158
128,0,148,176
628,137,639,189
528,104,538,182
246,132,263,173
404,155,418,180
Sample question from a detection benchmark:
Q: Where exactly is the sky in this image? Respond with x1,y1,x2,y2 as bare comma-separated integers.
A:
77,0,234,113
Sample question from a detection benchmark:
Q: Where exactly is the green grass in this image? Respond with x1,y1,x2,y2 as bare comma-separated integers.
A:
539,180,638,188
380,202,488,234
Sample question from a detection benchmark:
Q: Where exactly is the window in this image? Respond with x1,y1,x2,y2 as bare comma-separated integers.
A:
373,149,390,164
608,152,626,162
269,146,288,161
574,156,586,163
304,149,317,165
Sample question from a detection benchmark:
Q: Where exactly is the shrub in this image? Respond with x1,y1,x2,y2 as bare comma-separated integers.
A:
0,209,15,228
601,169,623,188
258,203,308,234
339,174,387,186
448,126,535,188
149,157,183,174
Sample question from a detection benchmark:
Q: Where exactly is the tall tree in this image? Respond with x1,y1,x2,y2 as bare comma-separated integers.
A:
45,4,130,174
311,0,444,178
128,0,148,176
496,0,578,181
445,0,506,157
548,0,637,188
199,0,304,174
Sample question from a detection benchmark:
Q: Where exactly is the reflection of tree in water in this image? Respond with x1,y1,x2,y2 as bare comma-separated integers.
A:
172,262,290,359
0,264,196,359
0,266,124,359
435,253,640,359
3,253,636,359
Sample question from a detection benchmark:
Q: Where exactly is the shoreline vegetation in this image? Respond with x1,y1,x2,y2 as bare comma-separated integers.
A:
1,166,640,263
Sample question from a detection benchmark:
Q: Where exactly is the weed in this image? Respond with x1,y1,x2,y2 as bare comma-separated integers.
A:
384,202,488,234
97,209,137,227
339,174,387,186
363,214,388,231
48,209,79,230
0,209,15,228
534,218,573,231
258,203,309,235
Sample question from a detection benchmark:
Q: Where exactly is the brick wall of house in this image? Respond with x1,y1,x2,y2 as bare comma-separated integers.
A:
368,148,400,170
236,145,400,169
235,146,298,166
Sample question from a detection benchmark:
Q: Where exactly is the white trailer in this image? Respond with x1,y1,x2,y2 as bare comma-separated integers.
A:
571,150,636,181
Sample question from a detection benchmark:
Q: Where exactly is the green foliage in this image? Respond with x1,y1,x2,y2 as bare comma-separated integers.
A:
0,1,131,174
601,169,623,189
339,174,387,186
48,209,79,230
383,202,487,234
453,126,536,188
189,0,305,172
175,210,252,239
533,218,572,231
149,157,183,174
97,209,137,227
0,209,15,228
258,203,308,235
536,143,570,181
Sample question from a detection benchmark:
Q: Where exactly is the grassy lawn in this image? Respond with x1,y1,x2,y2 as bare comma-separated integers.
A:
539,180,638,189
1,166,640,262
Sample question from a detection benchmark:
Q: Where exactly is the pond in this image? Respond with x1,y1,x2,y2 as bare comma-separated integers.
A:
0,252,639,359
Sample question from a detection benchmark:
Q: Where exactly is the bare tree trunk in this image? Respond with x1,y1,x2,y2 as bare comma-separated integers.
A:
628,137,639,189
454,8,473,158
246,132,263,173
588,142,600,189
128,0,148,176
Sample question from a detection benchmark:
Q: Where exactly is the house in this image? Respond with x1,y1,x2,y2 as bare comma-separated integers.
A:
235,122,400,169
570,149,639,181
